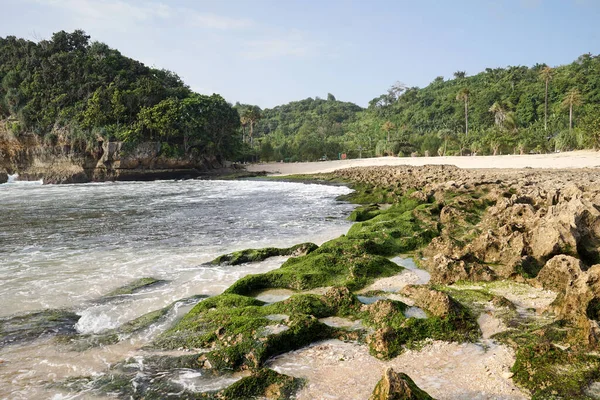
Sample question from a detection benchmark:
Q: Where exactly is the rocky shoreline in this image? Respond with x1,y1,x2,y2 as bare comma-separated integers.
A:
0,133,250,184
3,164,600,399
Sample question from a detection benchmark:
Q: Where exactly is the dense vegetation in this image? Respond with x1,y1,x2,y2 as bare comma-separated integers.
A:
243,55,600,161
2,30,599,163
0,30,241,159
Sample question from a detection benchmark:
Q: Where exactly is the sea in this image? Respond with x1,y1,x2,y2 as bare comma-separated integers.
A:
0,177,354,399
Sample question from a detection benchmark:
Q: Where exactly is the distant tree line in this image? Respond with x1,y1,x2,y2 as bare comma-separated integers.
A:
242,55,600,162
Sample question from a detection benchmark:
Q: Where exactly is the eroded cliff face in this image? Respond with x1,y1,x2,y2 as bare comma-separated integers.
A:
0,132,228,184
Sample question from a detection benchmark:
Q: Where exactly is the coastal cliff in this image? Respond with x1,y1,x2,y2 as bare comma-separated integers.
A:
0,131,233,184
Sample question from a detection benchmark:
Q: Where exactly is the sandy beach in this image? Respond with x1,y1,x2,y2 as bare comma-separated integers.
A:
246,150,600,175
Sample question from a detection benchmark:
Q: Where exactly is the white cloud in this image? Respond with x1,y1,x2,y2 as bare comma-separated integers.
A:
34,0,172,22
241,31,323,60
186,11,253,30
31,0,252,31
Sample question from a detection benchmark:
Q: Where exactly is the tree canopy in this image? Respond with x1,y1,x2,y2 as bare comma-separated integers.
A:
0,30,241,159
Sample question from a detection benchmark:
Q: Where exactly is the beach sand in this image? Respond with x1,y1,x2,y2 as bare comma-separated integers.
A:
246,150,600,175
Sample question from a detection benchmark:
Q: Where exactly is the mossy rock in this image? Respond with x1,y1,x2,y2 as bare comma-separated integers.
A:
106,277,166,297
63,294,208,351
495,321,600,399
211,242,318,266
220,368,303,400
369,368,434,400
225,236,404,296
349,204,381,222
0,309,80,347
362,292,480,359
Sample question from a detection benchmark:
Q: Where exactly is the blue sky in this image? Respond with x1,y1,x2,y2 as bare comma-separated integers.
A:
1,0,599,108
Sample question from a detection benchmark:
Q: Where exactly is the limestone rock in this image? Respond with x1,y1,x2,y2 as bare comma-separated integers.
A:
537,255,584,292
400,286,455,318
369,368,434,400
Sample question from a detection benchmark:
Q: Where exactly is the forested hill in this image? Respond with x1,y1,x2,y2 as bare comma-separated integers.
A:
245,54,600,162
2,30,599,166
0,30,240,160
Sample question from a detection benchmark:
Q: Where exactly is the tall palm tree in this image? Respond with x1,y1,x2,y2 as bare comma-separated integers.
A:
243,106,262,147
539,66,553,131
381,120,395,143
561,88,583,133
456,88,470,137
240,114,249,143
489,102,507,128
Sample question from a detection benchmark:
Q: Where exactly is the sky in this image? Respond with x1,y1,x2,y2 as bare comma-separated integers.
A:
1,0,599,108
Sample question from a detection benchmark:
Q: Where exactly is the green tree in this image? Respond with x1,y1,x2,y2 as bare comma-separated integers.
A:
539,66,553,131
381,120,395,143
561,88,583,133
456,87,470,137
437,128,455,156
243,106,262,147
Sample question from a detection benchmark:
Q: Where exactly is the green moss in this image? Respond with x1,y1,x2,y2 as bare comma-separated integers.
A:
225,237,403,296
337,183,400,204
492,320,600,399
361,295,480,359
220,369,303,400
348,204,381,222
211,243,318,266
0,309,80,346
106,277,166,296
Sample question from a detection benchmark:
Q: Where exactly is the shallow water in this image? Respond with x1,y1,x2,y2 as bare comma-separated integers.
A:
0,179,354,398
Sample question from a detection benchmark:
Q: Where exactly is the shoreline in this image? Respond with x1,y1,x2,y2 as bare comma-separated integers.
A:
246,150,600,175
5,165,600,398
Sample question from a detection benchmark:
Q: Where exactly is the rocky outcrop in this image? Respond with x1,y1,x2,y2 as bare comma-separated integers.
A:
0,132,236,184
369,368,434,400
536,255,600,347
334,166,600,284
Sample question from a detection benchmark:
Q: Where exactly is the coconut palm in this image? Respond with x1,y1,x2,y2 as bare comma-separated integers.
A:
539,66,553,131
381,120,395,143
243,106,262,147
561,88,583,133
240,114,249,143
456,88,470,137
489,102,507,128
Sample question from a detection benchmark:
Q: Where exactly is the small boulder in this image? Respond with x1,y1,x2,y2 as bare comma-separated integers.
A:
399,285,459,318
0,168,7,184
369,368,434,400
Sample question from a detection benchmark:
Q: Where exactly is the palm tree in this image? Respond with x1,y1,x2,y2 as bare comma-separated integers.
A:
437,128,454,156
489,102,507,128
381,121,395,143
539,66,553,131
243,106,262,147
454,71,466,79
456,88,470,137
240,114,249,143
561,88,583,133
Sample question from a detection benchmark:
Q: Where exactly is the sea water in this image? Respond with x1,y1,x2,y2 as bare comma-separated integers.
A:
0,179,354,399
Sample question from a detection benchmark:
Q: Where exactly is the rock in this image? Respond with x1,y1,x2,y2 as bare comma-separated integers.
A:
366,327,397,360
0,168,7,184
369,368,434,400
537,255,584,292
424,254,495,285
400,286,455,318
